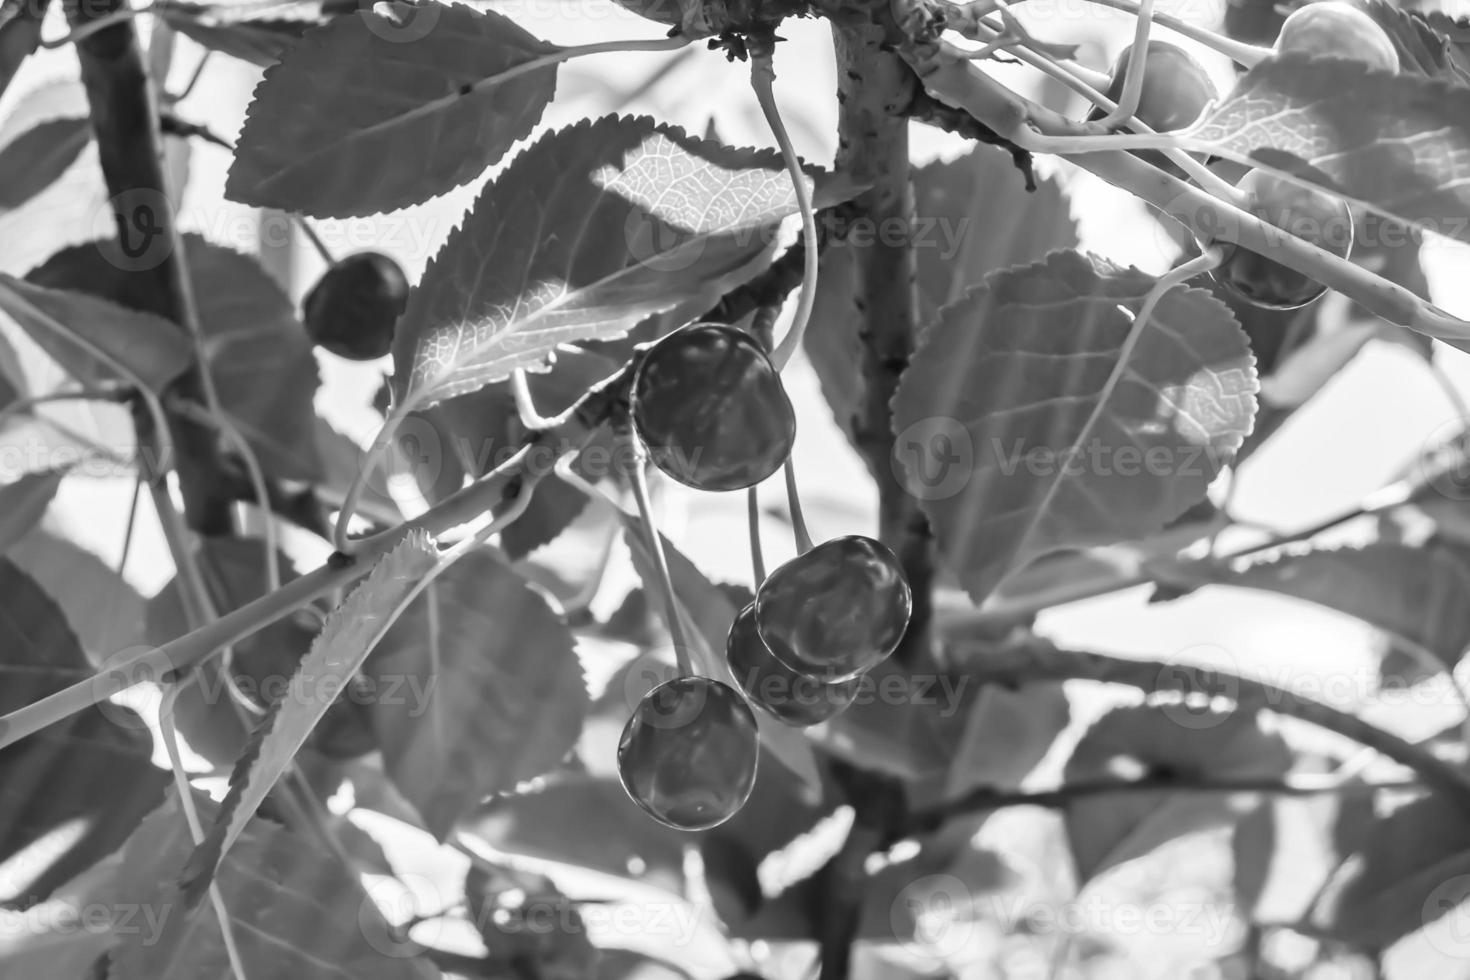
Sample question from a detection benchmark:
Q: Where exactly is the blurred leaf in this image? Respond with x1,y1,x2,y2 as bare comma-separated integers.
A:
111,791,436,979
179,532,439,905
0,559,165,908
0,0,46,104
156,0,318,67
369,548,587,838
27,235,324,481
1062,704,1291,883
1188,55,1470,247
1233,787,1375,922
805,143,1075,465
1311,790,1470,949
0,468,64,551
463,863,599,977
0,274,191,391
391,115,859,413
7,527,146,664
0,117,90,213
891,250,1257,606
227,1,558,216
942,682,1069,799
146,537,316,765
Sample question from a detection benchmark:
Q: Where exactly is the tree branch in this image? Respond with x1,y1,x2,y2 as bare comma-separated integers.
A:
958,643,1470,811
65,0,235,534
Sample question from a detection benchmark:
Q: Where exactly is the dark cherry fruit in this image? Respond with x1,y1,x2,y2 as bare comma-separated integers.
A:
302,251,409,361
617,676,759,830
1086,41,1218,174
1276,2,1398,73
1216,169,1353,310
754,535,912,681
726,603,860,727
631,323,796,492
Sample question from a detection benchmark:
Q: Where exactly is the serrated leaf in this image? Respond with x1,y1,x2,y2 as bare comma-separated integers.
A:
1063,704,1291,883
1310,790,1470,949
0,468,64,551
891,250,1258,606
111,791,435,980
226,0,559,216
179,531,439,905
1354,0,1468,81
391,114,859,412
366,549,588,838
0,559,166,907
620,518,823,796
156,0,317,67
805,144,1075,463
1197,542,1470,667
27,235,324,480
1183,55,1470,244
7,527,146,664
0,273,192,392
0,117,90,213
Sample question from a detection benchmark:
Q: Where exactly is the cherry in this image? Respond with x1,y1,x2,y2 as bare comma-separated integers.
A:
301,251,409,361
617,676,758,830
726,603,860,727
1276,2,1398,73
1086,41,1217,173
1215,169,1353,310
754,536,912,681
631,323,796,492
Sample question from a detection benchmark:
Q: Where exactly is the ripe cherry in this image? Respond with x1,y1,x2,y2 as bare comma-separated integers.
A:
726,603,860,727
1086,41,1217,173
631,323,796,492
617,676,758,830
1216,169,1353,310
754,536,912,681
1276,2,1398,73
301,251,409,361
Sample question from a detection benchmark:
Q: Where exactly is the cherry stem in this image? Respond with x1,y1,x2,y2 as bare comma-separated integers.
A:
628,441,694,677
117,470,143,577
1092,0,1155,130
747,486,766,584
783,458,814,554
750,46,819,372
512,369,555,431
294,214,337,267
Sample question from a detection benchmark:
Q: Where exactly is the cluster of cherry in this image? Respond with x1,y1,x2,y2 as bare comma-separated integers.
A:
1104,1,1396,309
618,323,914,831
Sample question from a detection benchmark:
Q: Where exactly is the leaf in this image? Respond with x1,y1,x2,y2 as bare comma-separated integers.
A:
0,0,45,104
1355,0,1469,82
620,518,823,796
368,549,588,838
0,117,90,213
1184,55,1470,244
179,532,439,905
805,144,1075,463
0,559,166,908
226,1,559,216
942,682,1069,799
1310,791,1470,949
6,527,147,664
891,250,1258,606
391,114,859,412
156,0,318,67
1200,542,1470,667
1063,704,1291,883
0,273,192,392
0,468,65,551
27,235,324,480
146,538,316,765
111,791,435,980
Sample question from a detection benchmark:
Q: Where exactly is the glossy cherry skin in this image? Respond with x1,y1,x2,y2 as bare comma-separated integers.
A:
1216,170,1354,310
1277,2,1398,73
726,603,860,727
617,676,759,831
631,323,796,492
302,251,409,361
754,536,912,681
1086,41,1217,174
